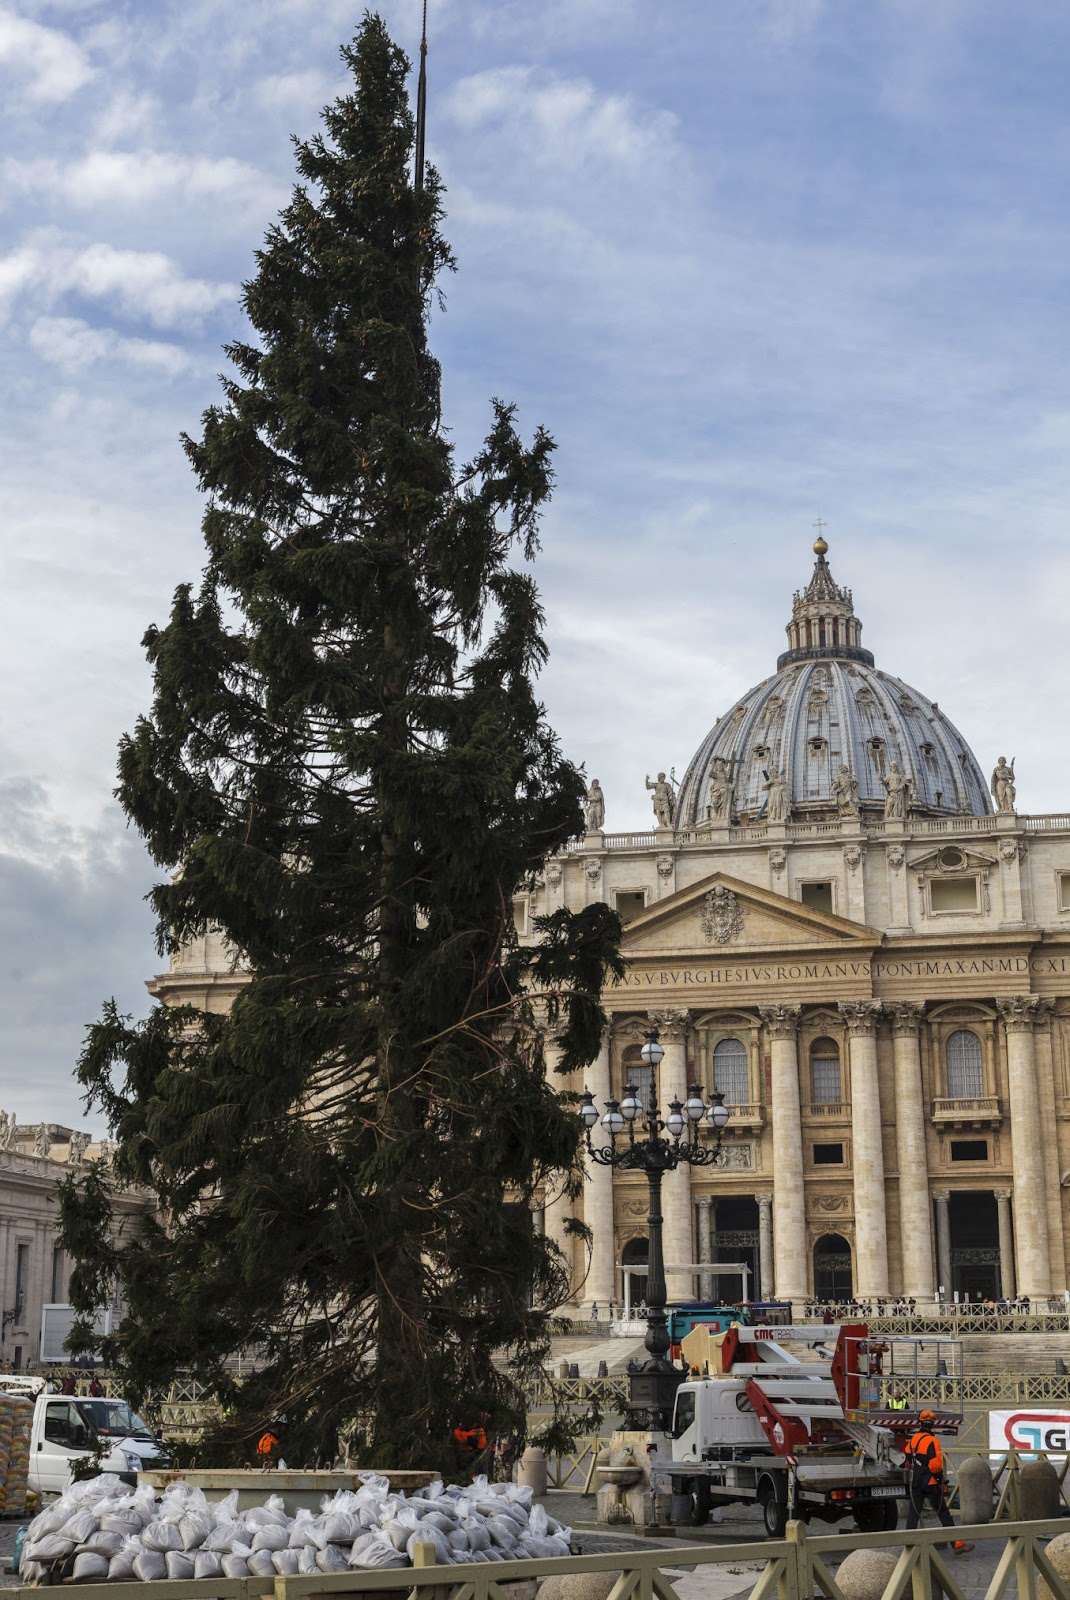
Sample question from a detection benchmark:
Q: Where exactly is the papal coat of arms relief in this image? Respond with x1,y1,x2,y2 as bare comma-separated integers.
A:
701,884,743,944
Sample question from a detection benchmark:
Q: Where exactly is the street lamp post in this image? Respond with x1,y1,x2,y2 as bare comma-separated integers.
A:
580,1028,730,1430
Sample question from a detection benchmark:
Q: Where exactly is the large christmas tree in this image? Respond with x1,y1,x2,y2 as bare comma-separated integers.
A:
60,13,620,1470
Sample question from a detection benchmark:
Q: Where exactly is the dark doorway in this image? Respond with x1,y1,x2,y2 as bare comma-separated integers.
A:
621,1236,648,1313
813,1233,853,1300
710,1194,759,1302
948,1191,1001,1303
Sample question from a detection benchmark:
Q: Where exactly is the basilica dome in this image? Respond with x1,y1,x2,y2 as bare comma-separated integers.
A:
675,538,992,826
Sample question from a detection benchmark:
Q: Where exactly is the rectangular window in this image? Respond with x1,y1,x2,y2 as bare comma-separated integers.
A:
511,898,528,935
51,1245,65,1305
1060,873,1070,912
950,1140,989,1162
800,882,834,914
811,1057,841,1104
813,1142,844,1165
930,877,978,913
628,1063,655,1110
614,891,646,922
14,1244,29,1319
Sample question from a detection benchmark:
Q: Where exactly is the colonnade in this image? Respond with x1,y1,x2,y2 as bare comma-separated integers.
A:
543,992,1060,1307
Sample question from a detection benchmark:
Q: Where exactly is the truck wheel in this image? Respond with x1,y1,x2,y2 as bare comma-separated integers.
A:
760,1484,788,1538
882,1500,899,1531
853,1504,886,1534
689,1481,712,1527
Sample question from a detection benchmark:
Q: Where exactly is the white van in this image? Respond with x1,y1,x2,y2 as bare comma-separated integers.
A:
1,1378,170,1496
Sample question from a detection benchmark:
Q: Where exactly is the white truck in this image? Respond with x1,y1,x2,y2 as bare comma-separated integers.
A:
1,1377,170,1496
662,1321,962,1537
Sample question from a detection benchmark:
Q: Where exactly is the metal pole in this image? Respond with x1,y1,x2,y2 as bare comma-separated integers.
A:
644,1168,670,1361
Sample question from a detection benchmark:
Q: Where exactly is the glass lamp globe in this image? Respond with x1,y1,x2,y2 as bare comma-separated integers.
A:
640,1031,664,1069
708,1091,730,1130
601,1098,624,1136
579,1090,599,1129
684,1085,706,1122
665,1097,685,1139
620,1085,642,1121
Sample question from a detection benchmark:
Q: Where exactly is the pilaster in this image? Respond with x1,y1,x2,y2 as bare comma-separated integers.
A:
648,1008,695,1296
756,1192,774,1301
994,1188,1015,1300
884,1001,934,1298
696,1195,714,1301
758,1003,807,1301
582,1026,615,1308
996,996,1053,1297
839,1000,889,1296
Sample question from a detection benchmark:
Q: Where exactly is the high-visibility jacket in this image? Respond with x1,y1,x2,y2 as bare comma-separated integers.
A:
889,1395,908,1410
904,1430,943,1481
256,1430,280,1458
453,1426,487,1452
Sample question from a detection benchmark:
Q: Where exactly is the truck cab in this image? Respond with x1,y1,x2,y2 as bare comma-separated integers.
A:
672,1379,768,1460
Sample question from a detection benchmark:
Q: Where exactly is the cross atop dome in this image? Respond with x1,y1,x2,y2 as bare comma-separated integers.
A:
778,530,874,669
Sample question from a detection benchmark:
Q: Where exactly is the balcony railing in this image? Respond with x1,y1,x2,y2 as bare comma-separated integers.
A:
802,1101,850,1120
931,1094,1003,1127
558,813,1069,854
721,1101,764,1131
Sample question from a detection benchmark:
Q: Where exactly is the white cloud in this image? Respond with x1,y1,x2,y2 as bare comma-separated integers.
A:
0,232,236,330
445,66,678,169
0,7,92,102
4,149,282,218
29,315,192,375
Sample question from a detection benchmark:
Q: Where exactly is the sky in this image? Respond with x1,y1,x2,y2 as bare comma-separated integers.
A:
2,0,1070,1126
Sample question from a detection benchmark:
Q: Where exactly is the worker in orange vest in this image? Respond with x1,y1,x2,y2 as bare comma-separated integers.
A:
903,1411,973,1552
255,1419,282,1466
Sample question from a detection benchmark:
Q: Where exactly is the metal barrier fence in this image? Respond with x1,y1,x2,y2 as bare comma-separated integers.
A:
546,1435,609,1493
527,1372,1070,1411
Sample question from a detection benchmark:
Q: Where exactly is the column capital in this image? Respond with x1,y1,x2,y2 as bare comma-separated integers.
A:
931,1188,950,1204
996,994,1047,1033
993,1187,1013,1202
755,1191,773,1210
695,1194,714,1212
884,1000,925,1036
647,1006,690,1040
759,1002,802,1040
838,999,883,1037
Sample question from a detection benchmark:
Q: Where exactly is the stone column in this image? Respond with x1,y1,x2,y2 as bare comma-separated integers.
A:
758,1004,807,1303
582,1028,616,1309
696,1196,714,1301
996,996,1053,1297
932,1190,951,1300
839,1001,890,1297
541,1030,575,1304
649,1009,695,1298
995,1189,1016,1300
885,1001,935,1299
756,1192,774,1301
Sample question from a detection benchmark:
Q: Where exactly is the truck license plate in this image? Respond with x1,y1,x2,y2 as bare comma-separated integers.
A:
871,1487,900,1498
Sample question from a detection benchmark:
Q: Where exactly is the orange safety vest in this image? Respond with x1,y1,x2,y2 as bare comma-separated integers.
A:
453,1426,487,1451
904,1430,943,1481
256,1430,280,1458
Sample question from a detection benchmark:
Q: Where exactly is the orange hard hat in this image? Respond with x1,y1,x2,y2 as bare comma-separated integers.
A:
919,1409,936,1422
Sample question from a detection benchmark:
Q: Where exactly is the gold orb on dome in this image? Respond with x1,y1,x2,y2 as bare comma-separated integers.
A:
813,535,828,555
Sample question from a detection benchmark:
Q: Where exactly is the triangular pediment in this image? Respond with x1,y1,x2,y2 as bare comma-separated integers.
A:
620,871,879,958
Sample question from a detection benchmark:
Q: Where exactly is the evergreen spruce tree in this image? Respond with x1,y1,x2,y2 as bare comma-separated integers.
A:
59,13,621,1470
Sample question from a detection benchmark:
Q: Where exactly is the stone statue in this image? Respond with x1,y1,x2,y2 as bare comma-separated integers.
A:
2,1114,17,1151
67,1131,90,1166
645,772,674,828
707,757,735,823
833,763,859,818
34,1122,51,1160
0,1112,8,1149
763,767,789,824
584,778,605,832
881,762,912,820
991,756,1016,813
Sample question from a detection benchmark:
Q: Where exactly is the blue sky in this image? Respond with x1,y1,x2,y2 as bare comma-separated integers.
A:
1,0,1069,1123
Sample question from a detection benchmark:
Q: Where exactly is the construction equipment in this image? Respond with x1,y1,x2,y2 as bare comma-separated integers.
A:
662,1322,963,1537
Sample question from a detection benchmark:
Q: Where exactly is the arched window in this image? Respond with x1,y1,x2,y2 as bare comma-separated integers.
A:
713,1037,748,1105
810,1037,841,1104
946,1030,983,1099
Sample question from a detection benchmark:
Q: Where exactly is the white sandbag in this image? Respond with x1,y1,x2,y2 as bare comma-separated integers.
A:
221,1552,251,1578
349,1538,410,1570
202,1518,244,1552
528,1504,549,1539
288,1511,321,1548
179,1510,213,1550
406,1526,451,1564
381,1520,409,1551
317,1542,351,1572
447,1527,470,1551
28,1501,74,1538
467,1524,491,1551
486,1517,523,1550
166,1551,195,1580
143,1519,183,1552
100,1514,143,1538
244,1495,289,1529
544,1535,572,1557
212,1488,240,1523
322,1510,362,1543
272,1548,301,1575
419,1511,457,1535
251,1523,290,1551
61,1509,101,1543
133,1548,168,1582
248,1549,278,1578
298,1544,320,1574
72,1550,110,1581
107,1536,141,1581
25,1534,76,1562
195,1550,224,1579
84,1530,124,1556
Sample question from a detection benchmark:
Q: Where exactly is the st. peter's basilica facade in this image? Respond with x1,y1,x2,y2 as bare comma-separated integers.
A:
154,538,1070,1310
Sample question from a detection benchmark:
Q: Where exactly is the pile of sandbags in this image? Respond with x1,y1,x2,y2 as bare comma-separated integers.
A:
20,1471,571,1584
0,1393,32,1516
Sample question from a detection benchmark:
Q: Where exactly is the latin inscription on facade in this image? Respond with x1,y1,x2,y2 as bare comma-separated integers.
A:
611,953,1067,990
